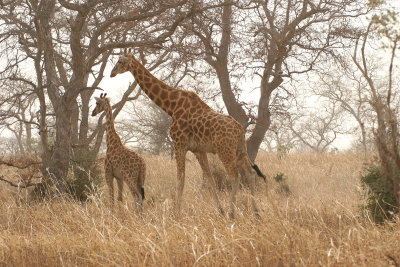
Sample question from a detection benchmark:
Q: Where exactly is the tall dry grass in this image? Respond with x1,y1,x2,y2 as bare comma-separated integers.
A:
0,152,399,266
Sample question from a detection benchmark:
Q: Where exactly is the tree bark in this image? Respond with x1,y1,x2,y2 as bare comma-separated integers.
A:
47,98,72,192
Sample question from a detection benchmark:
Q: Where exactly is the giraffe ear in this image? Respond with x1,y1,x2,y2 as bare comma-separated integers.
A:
94,97,100,102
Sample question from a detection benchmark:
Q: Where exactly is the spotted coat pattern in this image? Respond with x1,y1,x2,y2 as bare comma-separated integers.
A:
111,52,259,218
92,94,145,212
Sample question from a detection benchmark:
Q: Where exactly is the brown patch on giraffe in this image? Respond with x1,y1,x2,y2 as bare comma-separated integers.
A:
152,85,160,95
174,109,184,119
183,101,190,109
160,90,168,99
170,91,179,100
178,120,187,128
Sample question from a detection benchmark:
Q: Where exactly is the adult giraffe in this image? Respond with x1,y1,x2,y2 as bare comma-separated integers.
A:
111,50,266,218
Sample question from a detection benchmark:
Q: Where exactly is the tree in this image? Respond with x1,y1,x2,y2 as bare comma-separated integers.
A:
119,97,173,156
0,0,210,193
0,80,38,154
289,98,345,153
313,67,372,156
352,7,400,210
178,0,370,160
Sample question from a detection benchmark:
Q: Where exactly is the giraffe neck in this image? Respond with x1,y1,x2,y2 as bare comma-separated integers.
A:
104,100,122,149
128,57,179,116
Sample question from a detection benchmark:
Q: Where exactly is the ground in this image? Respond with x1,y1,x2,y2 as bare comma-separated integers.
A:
0,152,399,266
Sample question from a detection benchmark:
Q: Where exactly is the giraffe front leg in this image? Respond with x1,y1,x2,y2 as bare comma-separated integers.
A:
105,162,114,210
218,155,240,219
117,178,124,202
174,147,187,215
195,152,224,215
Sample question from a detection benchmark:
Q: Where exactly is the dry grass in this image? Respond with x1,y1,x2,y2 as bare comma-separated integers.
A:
0,152,399,266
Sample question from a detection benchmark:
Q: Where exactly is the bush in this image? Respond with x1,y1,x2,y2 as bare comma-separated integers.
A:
360,164,399,223
273,172,291,195
68,148,103,201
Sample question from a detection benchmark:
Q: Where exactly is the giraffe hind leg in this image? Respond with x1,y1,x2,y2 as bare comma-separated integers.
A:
117,178,124,202
174,147,187,215
195,152,224,215
105,168,115,210
217,152,240,219
238,158,261,218
125,176,143,214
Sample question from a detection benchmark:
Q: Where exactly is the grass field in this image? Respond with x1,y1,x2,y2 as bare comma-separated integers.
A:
0,152,399,266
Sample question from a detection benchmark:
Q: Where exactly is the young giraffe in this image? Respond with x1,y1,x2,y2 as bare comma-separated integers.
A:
111,50,266,218
92,93,146,212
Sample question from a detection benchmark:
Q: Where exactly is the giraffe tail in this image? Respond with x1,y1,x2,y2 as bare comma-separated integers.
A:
252,164,266,181
140,187,145,200
237,133,267,182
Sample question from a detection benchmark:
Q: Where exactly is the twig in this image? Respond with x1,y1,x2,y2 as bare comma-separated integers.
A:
79,86,104,92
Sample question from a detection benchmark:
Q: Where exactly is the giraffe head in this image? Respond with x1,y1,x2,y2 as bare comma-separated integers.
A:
110,49,133,77
91,93,108,116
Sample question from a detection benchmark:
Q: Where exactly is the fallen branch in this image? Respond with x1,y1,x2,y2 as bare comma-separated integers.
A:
0,159,41,169
0,175,41,188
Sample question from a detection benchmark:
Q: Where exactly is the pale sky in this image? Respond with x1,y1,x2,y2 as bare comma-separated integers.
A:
4,2,400,152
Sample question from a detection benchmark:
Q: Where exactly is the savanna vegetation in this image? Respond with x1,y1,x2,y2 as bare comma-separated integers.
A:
1,152,399,266
1,0,400,266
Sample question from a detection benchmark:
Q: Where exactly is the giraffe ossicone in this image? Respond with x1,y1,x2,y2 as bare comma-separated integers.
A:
111,50,266,218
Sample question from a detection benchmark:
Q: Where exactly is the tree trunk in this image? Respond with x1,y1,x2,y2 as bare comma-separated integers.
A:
214,63,248,128
78,89,92,146
71,99,79,146
25,119,33,153
47,97,72,193
360,122,367,158
14,123,26,154
246,84,272,161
